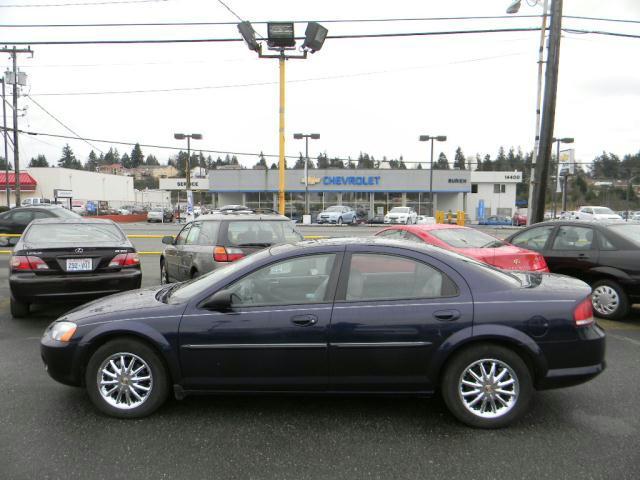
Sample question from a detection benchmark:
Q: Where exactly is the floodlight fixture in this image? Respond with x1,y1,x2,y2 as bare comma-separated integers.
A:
436,135,447,142
174,133,186,140
267,22,296,49
506,0,521,14
191,134,203,140
238,21,260,52
293,133,303,139
310,133,320,140
302,22,328,53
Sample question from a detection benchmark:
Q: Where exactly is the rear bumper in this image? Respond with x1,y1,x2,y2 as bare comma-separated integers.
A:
10,269,142,304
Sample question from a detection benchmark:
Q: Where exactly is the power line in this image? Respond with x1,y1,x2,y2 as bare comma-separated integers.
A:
28,51,528,96
0,26,543,45
216,0,243,23
0,0,169,7
25,95,104,153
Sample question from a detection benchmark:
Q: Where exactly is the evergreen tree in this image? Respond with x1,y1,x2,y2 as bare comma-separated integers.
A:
416,163,423,170
85,150,98,171
495,147,507,170
453,147,466,170
29,155,48,167
145,154,159,166
433,152,450,170
329,157,344,168
58,144,82,169
482,154,493,171
121,153,131,169
317,153,330,169
399,156,407,170
130,143,144,168
255,152,270,169
0,157,13,170
102,148,120,165
270,162,278,170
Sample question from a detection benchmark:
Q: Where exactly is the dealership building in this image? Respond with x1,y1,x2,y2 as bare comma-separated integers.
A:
205,168,522,221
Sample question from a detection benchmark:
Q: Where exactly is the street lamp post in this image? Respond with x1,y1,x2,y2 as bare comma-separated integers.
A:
238,21,328,216
174,133,202,221
419,135,447,216
293,133,320,216
551,137,574,218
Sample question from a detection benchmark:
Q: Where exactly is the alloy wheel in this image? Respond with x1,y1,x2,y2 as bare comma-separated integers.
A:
458,358,519,419
592,285,620,316
97,352,153,410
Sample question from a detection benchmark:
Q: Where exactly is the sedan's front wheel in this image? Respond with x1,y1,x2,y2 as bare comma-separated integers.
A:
441,344,532,429
160,259,170,284
85,338,169,418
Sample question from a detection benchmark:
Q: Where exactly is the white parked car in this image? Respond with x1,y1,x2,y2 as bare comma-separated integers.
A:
574,206,622,221
384,207,418,224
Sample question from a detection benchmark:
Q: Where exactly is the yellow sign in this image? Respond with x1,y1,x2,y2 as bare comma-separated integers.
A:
301,176,321,185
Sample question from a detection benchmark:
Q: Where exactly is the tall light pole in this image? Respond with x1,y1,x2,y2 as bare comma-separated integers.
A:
1,77,8,207
238,21,328,215
174,133,202,220
293,133,320,216
551,136,573,218
506,0,550,225
419,135,447,216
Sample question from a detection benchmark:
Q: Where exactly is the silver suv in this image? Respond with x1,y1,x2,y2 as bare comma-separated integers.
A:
160,213,304,282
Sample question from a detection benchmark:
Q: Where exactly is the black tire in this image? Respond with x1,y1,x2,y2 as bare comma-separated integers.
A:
160,258,170,284
85,338,169,419
10,296,29,318
191,269,200,279
591,279,629,320
337,217,343,225
441,343,533,429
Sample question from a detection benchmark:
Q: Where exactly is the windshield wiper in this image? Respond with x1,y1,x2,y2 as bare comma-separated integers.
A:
157,283,182,303
237,242,272,247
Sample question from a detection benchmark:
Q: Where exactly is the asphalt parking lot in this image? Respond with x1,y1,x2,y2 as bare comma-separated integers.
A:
1,224,639,479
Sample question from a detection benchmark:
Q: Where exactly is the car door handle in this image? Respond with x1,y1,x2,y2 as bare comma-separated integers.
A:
577,253,590,260
291,314,318,326
433,310,461,322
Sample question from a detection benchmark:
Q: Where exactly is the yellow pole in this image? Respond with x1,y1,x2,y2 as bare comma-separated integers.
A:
278,53,286,215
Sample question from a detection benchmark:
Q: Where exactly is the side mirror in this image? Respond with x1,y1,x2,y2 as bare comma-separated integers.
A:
161,236,174,245
201,289,233,311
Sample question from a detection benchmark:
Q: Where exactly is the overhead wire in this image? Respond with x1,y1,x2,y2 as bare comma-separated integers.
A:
0,0,169,7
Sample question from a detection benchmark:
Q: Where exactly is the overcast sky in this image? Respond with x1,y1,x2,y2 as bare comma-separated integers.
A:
2,0,639,171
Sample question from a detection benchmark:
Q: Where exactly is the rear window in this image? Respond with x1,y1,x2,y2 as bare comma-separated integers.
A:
25,223,126,244
429,228,504,248
225,220,303,246
608,224,640,246
53,208,82,219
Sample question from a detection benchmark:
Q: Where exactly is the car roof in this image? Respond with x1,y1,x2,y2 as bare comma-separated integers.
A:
382,224,466,232
29,218,117,225
12,204,67,210
197,213,291,221
271,236,451,255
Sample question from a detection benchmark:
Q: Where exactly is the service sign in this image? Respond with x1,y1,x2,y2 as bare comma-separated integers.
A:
54,189,73,198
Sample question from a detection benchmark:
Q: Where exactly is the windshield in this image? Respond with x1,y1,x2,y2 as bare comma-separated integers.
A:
25,223,125,244
429,227,505,248
151,208,163,212
325,206,343,212
593,207,615,215
167,248,272,304
608,224,640,245
226,220,303,246
390,208,409,213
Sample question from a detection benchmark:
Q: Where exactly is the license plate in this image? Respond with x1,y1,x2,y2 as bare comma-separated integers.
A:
66,258,92,271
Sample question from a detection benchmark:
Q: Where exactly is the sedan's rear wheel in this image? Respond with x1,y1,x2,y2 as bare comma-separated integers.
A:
592,279,628,320
160,259,169,284
441,344,532,428
10,296,29,318
85,338,169,418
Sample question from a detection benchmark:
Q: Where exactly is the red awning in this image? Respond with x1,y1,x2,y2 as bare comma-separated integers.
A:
0,172,38,191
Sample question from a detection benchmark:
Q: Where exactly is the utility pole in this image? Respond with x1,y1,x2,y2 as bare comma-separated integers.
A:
1,46,32,207
1,77,8,207
530,0,564,223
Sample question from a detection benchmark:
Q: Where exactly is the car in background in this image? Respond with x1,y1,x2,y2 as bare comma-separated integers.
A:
21,197,52,207
160,212,303,282
384,207,418,225
479,215,512,226
415,215,436,225
317,205,357,225
9,218,141,317
367,213,386,225
147,207,173,223
559,210,578,220
574,206,622,221
376,224,548,272
117,207,132,216
506,220,640,319
71,201,86,215
41,237,605,427
512,212,527,226
0,205,81,242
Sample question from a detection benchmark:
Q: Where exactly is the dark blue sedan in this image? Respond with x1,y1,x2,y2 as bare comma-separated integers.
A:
41,238,605,428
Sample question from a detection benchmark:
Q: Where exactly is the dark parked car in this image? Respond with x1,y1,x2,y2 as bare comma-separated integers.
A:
506,220,640,319
0,205,80,243
160,213,303,282
41,238,604,428
9,218,141,317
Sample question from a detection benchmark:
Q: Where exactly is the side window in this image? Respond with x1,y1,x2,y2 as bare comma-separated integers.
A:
32,211,52,220
598,232,616,251
583,208,593,215
197,221,219,246
185,222,201,245
345,253,457,301
227,254,336,307
552,226,594,251
175,224,191,246
10,211,34,224
510,226,554,252
403,232,424,243
377,229,404,239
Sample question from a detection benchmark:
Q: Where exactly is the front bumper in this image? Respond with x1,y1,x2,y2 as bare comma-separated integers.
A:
10,269,142,304
41,337,83,386
384,218,406,224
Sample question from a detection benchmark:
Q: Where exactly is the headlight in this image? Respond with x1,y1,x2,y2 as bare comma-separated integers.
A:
46,321,77,342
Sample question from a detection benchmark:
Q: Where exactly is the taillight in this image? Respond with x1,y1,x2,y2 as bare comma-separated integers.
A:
574,297,594,327
10,255,49,271
109,253,140,267
213,246,245,262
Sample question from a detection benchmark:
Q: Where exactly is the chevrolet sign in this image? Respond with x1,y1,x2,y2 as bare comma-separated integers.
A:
301,176,321,185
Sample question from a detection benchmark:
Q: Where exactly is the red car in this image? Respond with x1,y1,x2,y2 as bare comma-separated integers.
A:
375,224,549,272
512,213,527,226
